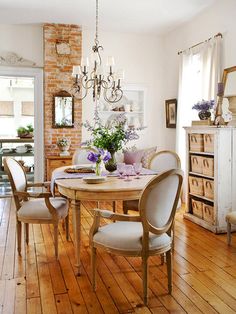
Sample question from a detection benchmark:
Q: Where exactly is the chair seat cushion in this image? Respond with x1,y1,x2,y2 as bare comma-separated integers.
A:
18,197,68,221
226,212,236,224
93,221,171,252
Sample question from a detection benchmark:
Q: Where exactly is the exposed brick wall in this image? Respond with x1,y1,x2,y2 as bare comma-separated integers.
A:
43,23,82,159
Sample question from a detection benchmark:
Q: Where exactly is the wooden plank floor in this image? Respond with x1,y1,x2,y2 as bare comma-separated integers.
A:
0,198,236,313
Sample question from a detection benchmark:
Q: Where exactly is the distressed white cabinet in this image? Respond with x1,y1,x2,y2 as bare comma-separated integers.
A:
184,126,235,233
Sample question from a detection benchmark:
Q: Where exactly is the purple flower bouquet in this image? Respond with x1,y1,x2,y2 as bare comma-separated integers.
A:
87,148,111,176
192,99,215,111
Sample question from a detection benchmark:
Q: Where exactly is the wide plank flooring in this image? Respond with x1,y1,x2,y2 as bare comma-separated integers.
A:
0,197,236,313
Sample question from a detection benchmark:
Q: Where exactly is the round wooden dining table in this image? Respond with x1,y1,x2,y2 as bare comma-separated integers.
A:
56,174,156,274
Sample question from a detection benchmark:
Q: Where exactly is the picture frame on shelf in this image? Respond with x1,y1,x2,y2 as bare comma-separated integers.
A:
165,98,177,128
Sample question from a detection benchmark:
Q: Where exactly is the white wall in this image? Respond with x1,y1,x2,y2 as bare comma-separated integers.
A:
0,24,172,151
0,24,43,67
163,0,236,148
82,29,169,150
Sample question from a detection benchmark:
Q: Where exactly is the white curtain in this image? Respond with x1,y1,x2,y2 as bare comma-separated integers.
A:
176,36,222,197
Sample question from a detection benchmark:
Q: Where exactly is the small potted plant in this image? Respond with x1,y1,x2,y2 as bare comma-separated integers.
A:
17,124,34,138
56,137,71,156
192,100,215,120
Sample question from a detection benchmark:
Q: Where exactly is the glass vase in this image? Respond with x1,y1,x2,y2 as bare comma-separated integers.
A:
105,150,117,172
95,161,102,176
198,110,211,120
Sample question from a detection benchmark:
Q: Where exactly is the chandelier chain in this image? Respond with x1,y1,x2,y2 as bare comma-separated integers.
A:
95,0,99,44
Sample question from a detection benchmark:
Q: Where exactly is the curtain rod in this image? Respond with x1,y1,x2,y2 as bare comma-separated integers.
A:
177,32,223,55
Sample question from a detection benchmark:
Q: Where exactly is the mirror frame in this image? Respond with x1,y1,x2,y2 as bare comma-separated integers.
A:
214,66,236,124
222,66,236,88
52,90,74,128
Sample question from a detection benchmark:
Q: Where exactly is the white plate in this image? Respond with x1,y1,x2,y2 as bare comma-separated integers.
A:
83,176,106,184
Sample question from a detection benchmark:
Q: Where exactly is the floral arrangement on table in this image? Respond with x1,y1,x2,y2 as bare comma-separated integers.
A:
56,137,71,156
192,99,215,120
83,112,142,172
87,148,111,176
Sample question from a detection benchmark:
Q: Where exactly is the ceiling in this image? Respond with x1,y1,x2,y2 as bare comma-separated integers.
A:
0,0,217,35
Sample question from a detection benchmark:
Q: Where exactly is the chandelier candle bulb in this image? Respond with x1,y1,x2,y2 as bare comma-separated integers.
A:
72,66,81,76
107,56,115,66
81,57,89,67
117,69,125,80
97,64,104,76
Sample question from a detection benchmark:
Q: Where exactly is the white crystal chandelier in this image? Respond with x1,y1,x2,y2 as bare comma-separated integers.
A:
72,0,124,103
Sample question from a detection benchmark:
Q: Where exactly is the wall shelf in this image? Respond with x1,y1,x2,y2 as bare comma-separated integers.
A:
0,138,34,196
98,85,146,129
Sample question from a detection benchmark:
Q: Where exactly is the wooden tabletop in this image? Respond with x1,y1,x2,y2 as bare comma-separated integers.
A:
56,175,156,201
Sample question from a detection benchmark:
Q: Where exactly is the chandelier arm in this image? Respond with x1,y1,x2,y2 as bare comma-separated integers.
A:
101,79,113,90
82,77,94,89
104,88,123,103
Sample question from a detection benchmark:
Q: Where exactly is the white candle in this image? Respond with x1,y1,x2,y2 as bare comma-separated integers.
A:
81,57,89,67
116,69,124,80
72,66,81,76
106,56,115,66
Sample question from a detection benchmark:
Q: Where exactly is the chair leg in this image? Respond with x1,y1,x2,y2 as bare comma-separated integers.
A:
65,215,69,241
17,220,22,255
161,253,165,265
227,221,232,245
112,201,116,213
123,201,128,215
166,250,172,294
91,246,97,291
24,223,29,245
142,256,148,305
53,224,59,259
172,221,175,251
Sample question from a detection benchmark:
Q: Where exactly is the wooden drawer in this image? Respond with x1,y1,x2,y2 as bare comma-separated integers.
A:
202,157,214,177
49,159,71,168
46,156,72,180
189,176,204,196
204,134,214,153
203,204,215,224
203,179,214,199
191,199,203,219
191,155,203,174
189,134,204,152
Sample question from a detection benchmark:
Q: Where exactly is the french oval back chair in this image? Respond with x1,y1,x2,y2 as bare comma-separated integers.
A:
123,150,181,214
72,146,95,165
149,150,181,172
3,157,69,258
90,169,184,305
73,146,116,211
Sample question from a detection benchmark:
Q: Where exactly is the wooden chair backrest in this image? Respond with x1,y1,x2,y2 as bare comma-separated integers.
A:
3,157,27,209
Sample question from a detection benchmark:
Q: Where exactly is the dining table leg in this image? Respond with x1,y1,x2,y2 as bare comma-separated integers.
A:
71,199,81,275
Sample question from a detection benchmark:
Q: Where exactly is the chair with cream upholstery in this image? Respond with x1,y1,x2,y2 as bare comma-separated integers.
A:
90,169,183,305
149,150,181,173
4,157,69,258
226,212,236,245
123,150,181,214
72,146,94,165
73,146,117,211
